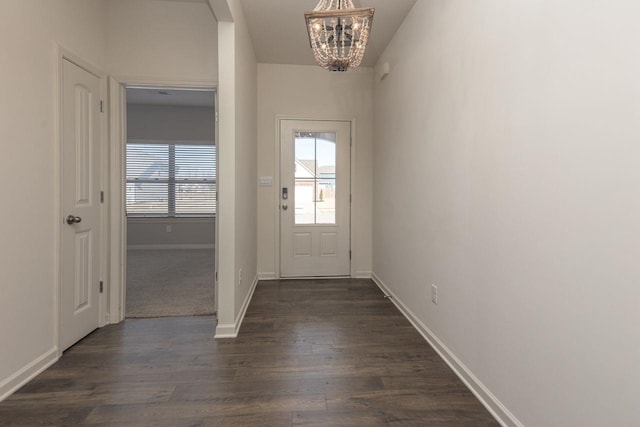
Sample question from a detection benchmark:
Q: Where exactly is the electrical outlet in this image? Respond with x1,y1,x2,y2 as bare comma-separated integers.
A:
166,225,172,233
431,284,438,305
238,268,243,284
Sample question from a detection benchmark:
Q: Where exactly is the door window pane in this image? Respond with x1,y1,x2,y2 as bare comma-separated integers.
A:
316,179,336,224
294,132,336,225
294,180,315,224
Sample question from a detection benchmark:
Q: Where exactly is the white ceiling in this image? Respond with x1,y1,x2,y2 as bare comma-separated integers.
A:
150,0,417,67
127,87,215,107
239,0,417,67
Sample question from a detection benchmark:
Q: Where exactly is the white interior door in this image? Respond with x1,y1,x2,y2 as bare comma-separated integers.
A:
60,58,102,351
280,120,351,277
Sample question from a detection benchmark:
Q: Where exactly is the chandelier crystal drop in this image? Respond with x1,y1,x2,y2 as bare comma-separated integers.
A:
304,0,375,72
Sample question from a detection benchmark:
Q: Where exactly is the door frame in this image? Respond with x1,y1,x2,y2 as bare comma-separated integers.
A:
274,116,358,279
55,45,108,356
108,77,218,324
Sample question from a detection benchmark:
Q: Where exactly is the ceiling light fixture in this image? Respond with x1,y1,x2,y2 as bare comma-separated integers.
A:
304,0,375,72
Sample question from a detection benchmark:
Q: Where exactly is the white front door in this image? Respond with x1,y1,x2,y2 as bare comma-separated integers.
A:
60,58,102,351
280,120,351,277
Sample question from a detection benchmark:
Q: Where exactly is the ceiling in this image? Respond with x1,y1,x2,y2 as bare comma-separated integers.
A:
239,0,417,67
127,87,215,107
151,0,417,68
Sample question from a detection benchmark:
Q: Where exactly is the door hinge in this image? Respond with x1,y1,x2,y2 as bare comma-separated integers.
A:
215,111,219,123
100,100,104,113
215,271,218,282
100,191,104,203
99,281,104,293
349,250,352,260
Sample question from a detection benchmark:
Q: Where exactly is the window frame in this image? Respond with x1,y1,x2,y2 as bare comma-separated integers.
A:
126,140,217,218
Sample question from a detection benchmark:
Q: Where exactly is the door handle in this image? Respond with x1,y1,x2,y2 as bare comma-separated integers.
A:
66,215,82,225
282,204,288,211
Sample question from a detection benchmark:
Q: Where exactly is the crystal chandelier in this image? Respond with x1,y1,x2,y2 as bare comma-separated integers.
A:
304,0,375,72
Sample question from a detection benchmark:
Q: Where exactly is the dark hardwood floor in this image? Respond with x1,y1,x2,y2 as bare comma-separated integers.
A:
0,279,498,426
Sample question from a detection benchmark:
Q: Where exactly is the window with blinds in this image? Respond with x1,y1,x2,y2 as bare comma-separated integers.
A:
126,143,216,217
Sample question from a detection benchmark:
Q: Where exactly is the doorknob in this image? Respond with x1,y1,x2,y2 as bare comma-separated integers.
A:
66,215,82,225
282,204,288,211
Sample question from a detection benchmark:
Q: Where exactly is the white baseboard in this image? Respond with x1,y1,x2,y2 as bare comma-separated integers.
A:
213,322,237,338
371,273,523,427
127,244,215,250
0,347,58,402
215,274,259,339
354,271,372,279
257,272,371,280
257,272,277,281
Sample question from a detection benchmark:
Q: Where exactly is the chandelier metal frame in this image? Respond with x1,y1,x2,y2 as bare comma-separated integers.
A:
304,0,375,72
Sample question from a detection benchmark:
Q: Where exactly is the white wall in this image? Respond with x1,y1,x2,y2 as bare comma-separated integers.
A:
125,103,217,248
127,104,215,142
106,0,218,83
257,64,374,278
127,219,215,248
373,1,640,425
232,3,258,317
0,0,220,399
0,0,107,399
104,0,218,323
214,0,258,337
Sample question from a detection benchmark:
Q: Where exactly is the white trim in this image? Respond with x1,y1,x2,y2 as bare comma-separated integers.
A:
0,348,58,402
354,271,372,279
98,70,110,328
58,46,104,79
127,244,215,250
273,116,281,278
52,43,63,358
55,44,108,351
109,78,218,327
113,77,217,89
371,273,523,427
275,116,356,279
214,89,220,317
258,272,277,281
349,119,357,278
109,76,127,325
214,274,259,339
279,275,350,280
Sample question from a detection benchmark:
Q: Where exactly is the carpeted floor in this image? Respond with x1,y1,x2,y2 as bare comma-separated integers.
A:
125,249,215,318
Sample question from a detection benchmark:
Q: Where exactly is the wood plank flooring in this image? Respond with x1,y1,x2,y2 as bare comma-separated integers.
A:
0,279,498,426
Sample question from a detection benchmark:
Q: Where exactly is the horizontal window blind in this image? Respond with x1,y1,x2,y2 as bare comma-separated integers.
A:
126,143,216,217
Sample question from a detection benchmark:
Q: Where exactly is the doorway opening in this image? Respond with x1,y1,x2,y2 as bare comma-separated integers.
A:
124,87,217,318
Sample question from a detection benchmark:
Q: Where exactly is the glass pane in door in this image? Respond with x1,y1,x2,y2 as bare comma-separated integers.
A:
315,136,336,224
294,132,337,225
